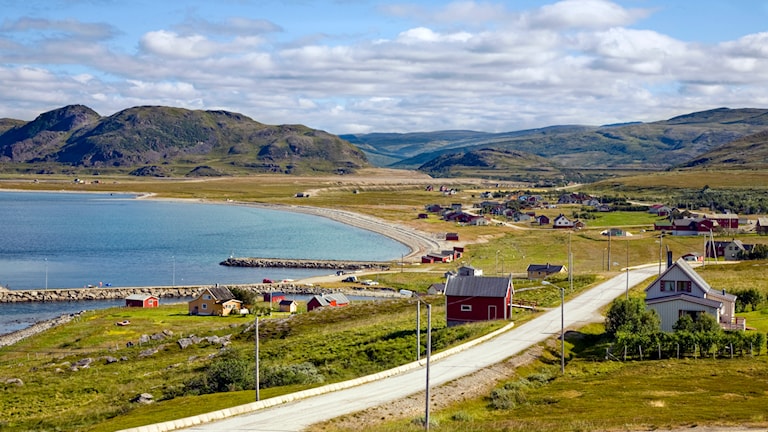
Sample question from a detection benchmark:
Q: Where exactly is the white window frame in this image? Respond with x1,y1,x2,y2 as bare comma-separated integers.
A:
461,304,472,312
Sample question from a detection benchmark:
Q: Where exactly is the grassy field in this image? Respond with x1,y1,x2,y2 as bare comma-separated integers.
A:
2,169,768,431
311,321,768,432
0,296,512,431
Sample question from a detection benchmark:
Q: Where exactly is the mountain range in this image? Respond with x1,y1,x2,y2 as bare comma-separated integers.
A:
2,105,767,179
343,107,768,181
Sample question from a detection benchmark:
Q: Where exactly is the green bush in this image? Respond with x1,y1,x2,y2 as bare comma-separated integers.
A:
490,386,527,409
259,362,324,388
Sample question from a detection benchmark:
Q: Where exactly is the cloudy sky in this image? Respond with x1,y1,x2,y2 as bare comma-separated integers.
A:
2,0,768,134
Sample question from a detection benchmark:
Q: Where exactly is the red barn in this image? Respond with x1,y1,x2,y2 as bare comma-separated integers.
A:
125,294,159,308
444,275,513,326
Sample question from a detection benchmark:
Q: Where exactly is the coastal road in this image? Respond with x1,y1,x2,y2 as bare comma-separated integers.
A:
173,265,659,432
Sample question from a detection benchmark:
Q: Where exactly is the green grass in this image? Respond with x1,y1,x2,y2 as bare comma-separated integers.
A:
0,297,508,431
312,324,768,432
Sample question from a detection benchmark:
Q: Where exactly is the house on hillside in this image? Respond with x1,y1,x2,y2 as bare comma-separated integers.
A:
655,217,716,235
279,299,298,313
526,263,567,279
188,286,242,316
457,265,483,276
444,274,513,326
724,240,752,260
645,256,743,332
125,294,159,308
757,217,768,235
307,293,350,312
552,214,574,229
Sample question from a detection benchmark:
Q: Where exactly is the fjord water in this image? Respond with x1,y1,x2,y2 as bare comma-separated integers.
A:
0,191,409,334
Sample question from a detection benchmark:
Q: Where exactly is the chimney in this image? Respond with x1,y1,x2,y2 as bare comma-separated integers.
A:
666,247,673,268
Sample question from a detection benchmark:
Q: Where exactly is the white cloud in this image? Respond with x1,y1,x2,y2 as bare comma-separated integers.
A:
526,0,650,30
140,30,219,59
4,1,768,134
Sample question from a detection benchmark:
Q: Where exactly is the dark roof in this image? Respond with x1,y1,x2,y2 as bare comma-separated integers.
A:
526,263,565,273
279,299,297,306
445,276,511,298
310,293,350,307
207,287,237,303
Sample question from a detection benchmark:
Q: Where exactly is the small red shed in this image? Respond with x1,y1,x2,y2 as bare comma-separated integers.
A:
444,275,513,326
125,294,159,308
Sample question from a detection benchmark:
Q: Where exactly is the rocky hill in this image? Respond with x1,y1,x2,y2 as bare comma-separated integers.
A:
679,129,768,170
0,105,368,176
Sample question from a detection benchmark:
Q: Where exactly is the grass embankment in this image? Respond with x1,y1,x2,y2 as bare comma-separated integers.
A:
0,296,509,431
312,260,768,432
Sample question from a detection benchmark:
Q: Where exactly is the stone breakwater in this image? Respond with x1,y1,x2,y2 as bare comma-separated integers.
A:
0,283,398,304
220,257,392,271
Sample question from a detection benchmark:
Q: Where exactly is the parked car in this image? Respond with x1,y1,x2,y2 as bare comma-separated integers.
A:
362,280,379,286
342,276,358,283
262,278,273,283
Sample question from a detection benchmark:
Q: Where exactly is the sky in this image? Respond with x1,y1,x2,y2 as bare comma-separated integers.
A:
2,0,768,135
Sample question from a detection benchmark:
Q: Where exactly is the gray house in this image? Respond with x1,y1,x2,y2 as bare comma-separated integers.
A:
644,257,742,332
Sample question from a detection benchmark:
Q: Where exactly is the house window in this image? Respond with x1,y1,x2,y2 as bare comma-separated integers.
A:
676,281,691,293
461,304,472,312
660,281,675,292
204,295,212,300
202,304,207,310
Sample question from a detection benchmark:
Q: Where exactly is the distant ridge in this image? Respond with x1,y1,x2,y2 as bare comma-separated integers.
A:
345,107,768,180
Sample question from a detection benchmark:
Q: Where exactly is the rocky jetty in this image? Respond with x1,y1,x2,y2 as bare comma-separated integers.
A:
220,257,391,271
0,286,200,303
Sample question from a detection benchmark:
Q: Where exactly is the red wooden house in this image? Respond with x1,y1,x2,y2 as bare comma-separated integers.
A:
307,293,350,312
125,294,159,308
444,275,513,326
263,291,286,303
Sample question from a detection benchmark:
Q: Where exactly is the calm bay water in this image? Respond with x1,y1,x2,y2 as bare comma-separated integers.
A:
0,190,409,334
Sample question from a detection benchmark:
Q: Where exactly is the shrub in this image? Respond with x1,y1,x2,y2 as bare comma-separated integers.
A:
450,411,473,422
490,386,527,409
260,362,324,388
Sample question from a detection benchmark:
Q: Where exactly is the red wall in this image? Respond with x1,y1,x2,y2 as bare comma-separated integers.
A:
446,294,508,324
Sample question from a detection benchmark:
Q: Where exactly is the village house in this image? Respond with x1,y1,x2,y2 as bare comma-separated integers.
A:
307,293,350,312
263,291,286,303
645,256,743,332
705,239,754,260
279,299,298,313
444,273,513,326
188,286,243,316
552,214,574,229
526,263,567,279
704,213,739,230
756,217,768,235
648,204,673,217
125,294,159,308
654,217,716,235
681,252,704,263
535,215,550,225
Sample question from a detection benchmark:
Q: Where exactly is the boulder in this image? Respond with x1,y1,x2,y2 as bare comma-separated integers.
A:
5,378,23,386
131,393,154,404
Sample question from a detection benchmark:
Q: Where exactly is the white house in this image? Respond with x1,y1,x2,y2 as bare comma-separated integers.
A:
644,257,742,332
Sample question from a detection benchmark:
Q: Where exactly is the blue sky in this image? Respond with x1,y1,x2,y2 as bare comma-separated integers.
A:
2,0,768,134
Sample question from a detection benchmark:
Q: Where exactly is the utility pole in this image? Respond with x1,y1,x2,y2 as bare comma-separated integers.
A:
255,316,260,401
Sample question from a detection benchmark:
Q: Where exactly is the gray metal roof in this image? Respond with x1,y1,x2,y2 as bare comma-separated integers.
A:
445,276,511,297
646,293,723,309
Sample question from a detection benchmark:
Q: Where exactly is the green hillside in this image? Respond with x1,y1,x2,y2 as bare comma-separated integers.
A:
0,105,369,176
